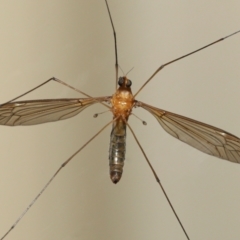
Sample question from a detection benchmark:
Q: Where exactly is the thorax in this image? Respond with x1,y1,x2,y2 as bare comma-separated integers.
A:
111,87,134,120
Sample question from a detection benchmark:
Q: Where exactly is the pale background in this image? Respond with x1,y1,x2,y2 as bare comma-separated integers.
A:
0,1,240,240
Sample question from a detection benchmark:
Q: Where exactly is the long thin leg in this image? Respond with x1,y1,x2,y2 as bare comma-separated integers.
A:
54,78,110,109
0,77,94,104
0,78,54,105
0,119,115,240
126,122,190,240
134,29,240,98
105,0,119,90
0,77,111,110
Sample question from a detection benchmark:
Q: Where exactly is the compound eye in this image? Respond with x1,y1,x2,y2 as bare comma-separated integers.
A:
118,77,124,86
126,79,132,87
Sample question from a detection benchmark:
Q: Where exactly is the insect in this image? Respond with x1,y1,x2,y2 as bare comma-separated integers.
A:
1,1,240,239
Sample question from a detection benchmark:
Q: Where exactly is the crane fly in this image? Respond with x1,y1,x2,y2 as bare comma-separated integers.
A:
1,1,240,239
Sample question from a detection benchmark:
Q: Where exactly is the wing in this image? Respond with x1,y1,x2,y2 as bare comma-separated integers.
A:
139,101,240,163
0,97,108,126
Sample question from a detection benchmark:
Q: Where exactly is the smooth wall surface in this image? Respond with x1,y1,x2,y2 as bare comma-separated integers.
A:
0,1,240,240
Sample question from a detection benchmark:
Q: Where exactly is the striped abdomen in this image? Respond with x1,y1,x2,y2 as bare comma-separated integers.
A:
109,119,126,183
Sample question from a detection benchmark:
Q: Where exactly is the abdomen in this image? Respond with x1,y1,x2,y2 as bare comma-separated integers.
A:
109,119,126,183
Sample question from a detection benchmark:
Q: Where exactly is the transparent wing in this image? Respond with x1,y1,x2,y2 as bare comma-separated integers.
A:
0,97,108,126
139,101,240,163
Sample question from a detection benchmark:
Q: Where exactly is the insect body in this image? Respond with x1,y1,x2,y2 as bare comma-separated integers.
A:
109,77,134,183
